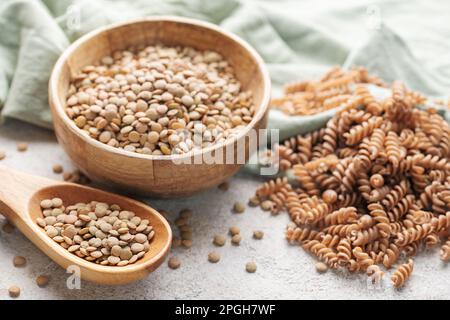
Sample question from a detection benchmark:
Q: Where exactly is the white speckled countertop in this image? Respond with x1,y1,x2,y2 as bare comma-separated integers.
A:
0,119,448,300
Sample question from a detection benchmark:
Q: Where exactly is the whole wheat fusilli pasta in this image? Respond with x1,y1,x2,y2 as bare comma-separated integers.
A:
254,67,450,288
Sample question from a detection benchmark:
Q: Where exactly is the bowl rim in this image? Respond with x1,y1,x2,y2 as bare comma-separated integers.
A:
49,15,271,162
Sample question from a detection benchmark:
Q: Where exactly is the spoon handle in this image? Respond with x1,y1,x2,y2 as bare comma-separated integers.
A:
0,165,55,221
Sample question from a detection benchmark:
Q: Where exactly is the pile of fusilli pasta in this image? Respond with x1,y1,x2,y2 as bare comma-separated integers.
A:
255,70,450,288
271,66,388,115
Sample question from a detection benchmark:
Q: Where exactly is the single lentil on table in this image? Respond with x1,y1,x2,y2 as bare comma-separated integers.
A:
253,230,264,240
213,234,226,247
245,262,257,273
233,202,245,213
8,286,20,298
208,252,220,263
52,164,64,174
2,221,14,233
16,142,28,152
13,256,26,267
231,234,242,245
168,256,181,270
229,226,240,236
36,275,50,287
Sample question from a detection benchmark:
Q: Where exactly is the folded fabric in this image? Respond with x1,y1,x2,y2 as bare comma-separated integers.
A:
0,0,449,137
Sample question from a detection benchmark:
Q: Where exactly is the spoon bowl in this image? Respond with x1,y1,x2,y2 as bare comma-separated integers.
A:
0,166,171,285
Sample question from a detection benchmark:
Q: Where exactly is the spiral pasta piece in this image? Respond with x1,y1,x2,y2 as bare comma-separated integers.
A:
302,240,338,267
425,233,440,249
340,158,362,193
404,241,420,257
385,131,404,169
367,128,386,160
395,224,433,247
344,117,383,146
274,145,298,171
293,164,320,196
367,264,385,283
382,243,400,269
431,212,450,233
352,247,374,270
382,180,410,211
351,227,379,246
285,226,322,245
368,203,391,238
387,194,415,222
336,238,353,266
391,259,414,288
320,118,339,156
287,196,330,225
332,195,358,210
440,237,450,262
324,207,358,226
256,177,291,198
355,85,384,116
304,155,339,172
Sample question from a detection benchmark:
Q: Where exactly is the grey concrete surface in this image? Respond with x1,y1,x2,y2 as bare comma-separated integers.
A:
0,119,449,300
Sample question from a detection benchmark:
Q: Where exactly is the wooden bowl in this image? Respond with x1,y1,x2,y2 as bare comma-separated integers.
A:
49,16,271,197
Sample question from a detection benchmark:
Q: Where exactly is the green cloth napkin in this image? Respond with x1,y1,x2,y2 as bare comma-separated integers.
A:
1,0,449,135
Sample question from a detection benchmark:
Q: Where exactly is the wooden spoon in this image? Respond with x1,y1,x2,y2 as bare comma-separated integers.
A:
0,165,172,285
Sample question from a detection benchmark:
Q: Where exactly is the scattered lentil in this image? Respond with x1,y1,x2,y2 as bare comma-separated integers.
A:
8,286,20,298
182,239,193,249
231,234,242,246
248,196,260,207
13,256,26,267
315,262,328,273
52,164,63,174
245,262,257,273
2,221,14,233
168,256,181,269
37,199,154,266
229,226,240,236
260,200,273,211
253,230,264,240
36,275,50,287
172,237,182,248
0,150,5,160
213,234,226,247
208,252,220,263
16,142,28,152
233,202,245,214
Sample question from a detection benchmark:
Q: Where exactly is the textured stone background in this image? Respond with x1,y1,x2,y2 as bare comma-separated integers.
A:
0,120,448,300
